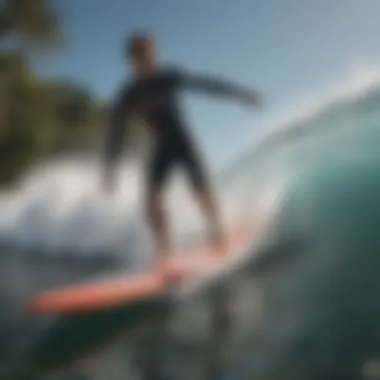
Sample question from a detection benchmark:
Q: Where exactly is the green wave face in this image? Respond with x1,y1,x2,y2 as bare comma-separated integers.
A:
224,84,380,379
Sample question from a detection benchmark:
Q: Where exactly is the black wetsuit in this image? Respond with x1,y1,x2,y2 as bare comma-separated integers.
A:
104,67,256,191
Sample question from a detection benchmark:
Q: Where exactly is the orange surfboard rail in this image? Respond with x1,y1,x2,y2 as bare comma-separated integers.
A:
27,224,252,316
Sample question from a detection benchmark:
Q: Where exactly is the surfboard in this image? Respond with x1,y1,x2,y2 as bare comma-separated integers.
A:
27,223,253,316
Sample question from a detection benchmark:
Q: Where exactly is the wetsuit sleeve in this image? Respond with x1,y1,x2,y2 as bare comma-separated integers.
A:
103,88,132,173
172,68,261,104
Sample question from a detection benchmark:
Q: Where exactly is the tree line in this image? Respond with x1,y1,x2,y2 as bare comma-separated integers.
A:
0,0,109,187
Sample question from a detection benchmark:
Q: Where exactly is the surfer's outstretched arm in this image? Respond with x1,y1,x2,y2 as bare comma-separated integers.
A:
103,87,132,180
173,69,263,106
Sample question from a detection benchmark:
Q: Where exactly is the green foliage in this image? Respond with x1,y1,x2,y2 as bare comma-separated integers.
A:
0,0,66,56
0,1,107,187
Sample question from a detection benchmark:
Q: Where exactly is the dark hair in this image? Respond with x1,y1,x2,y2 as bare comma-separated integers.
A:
125,31,152,57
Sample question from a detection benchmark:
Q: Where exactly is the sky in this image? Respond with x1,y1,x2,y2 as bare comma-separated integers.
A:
37,0,380,169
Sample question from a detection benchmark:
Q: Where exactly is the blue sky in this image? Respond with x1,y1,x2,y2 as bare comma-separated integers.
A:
38,0,380,168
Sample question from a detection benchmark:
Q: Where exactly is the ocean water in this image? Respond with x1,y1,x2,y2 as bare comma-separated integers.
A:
2,69,380,379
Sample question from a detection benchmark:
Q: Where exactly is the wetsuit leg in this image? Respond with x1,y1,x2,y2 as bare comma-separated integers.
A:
145,144,178,269
148,145,176,191
178,142,209,191
179,141,225,252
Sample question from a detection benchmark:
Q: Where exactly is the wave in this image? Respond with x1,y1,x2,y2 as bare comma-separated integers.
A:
223,62,380,182
2,62,380,260
2,62,380,379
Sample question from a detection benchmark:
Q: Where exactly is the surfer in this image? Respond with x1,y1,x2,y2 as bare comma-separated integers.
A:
102,31,262,277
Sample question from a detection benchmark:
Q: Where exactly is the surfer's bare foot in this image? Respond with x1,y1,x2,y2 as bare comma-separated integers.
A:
156,256,182,284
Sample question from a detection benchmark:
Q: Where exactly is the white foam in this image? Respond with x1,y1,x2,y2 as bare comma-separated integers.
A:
0,155,243,256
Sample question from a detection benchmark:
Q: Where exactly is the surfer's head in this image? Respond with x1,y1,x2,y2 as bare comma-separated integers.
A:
125,31,156,76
